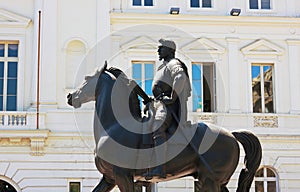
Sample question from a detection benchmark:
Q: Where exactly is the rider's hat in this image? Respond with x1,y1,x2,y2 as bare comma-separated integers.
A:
159,38,176,51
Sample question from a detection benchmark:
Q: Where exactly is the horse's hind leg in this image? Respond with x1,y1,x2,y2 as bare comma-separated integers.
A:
204,179,221,192
113,167,134,192
92,176,115,192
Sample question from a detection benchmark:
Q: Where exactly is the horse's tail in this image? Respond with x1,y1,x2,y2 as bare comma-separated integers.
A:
232,130,262,192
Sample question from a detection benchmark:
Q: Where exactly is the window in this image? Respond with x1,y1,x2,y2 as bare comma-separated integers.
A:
190,0,212,8
192,63,215,112
255,167,278,192
133,0,153,6
69,182,81,192
251,64,274,113
132,61,154,105
0,41,19,111
250,0,271,9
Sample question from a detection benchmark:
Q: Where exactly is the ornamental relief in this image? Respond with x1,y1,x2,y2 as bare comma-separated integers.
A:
0,138,30,146
194,114,216,124
254,115,278,128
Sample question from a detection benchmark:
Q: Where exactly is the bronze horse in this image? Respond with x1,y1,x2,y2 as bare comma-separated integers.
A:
67,63,262,192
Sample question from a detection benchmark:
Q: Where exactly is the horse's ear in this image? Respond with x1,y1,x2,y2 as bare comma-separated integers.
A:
104,61,108,70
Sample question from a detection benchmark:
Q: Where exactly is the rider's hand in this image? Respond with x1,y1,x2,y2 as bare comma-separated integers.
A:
162,96,174,105
143,100,153,114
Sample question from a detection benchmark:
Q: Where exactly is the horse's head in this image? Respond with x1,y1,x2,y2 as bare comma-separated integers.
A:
67,62,108,108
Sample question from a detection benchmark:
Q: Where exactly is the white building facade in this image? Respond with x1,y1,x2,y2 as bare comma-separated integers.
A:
0,0,300,191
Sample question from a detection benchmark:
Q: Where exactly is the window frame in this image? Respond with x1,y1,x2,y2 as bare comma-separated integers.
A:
246,0,276,14
191,62,216,113
67,179,82,192
0,41,19,111
189,0,213,9
249,0,271,10
0,39,24,111
131,60,155,96
130,0,156,8
255,166,279,192
251,63,275,113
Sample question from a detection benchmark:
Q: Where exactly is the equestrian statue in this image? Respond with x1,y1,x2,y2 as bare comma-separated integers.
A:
67,39,262,192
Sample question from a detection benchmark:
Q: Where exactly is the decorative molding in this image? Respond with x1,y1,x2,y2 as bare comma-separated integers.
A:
30,138,46,156
120,36,157,51
286,39,300,45
0,130,49,156
182,38,226,55
241,39,284,56
254,115,278,128
0,8,31,27
192,113,216,124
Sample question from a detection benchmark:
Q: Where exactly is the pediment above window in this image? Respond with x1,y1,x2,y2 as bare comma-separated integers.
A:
0,8,31,27
182,38,225,54
121,36,157,51
241,39,284,56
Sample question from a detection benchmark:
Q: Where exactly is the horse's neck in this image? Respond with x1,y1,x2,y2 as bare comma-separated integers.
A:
95,84,114,124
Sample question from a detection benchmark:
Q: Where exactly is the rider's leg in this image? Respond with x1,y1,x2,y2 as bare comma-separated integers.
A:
146,119,168,179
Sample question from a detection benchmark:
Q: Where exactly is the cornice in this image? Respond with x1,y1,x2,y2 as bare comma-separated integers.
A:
111,12,300,27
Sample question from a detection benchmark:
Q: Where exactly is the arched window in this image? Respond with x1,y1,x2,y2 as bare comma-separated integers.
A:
255,167,279,192
65,40,87,89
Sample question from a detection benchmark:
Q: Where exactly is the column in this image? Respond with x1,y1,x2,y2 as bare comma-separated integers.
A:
226,37,241,113
39,0,58,109
287,39,300,114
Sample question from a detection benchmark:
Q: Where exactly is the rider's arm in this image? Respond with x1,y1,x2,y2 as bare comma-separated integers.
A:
129,80,152,104
163,61,187,105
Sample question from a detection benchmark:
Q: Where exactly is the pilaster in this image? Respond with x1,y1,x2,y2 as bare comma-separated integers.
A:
226,37,241,113
287,39,300,114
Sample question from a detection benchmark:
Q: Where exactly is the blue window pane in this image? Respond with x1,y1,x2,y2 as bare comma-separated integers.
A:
136,80,142,87
192,96,198,112
250,0,258,9
7,96,17,111
8,44,18,57
193,81,202,96
261,0,270,9
133,0,141,6
8,62,18,78
202,0,211,8
0,62,4,77
192,80,202,112
0,79,3,94
264,66,272,81
7,79,17,95
263,66,271,73
145,64,154,79
0,44,4,57
145,80,153,96
191,0,199,7
144,0,153,6
192,65,201,80
132,64,142,79
0,96,3,111
193,96,202,111
252,66,260,79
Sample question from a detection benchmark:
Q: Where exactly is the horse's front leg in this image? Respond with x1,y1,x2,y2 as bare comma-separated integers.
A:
92,176,115,192
113,166,134,192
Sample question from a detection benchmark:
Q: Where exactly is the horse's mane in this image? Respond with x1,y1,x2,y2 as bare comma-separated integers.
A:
106,67,142,119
